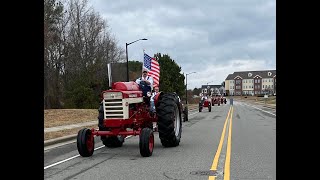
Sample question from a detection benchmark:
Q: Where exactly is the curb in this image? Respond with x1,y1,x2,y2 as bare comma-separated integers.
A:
44,134,77,147
263,105,276,110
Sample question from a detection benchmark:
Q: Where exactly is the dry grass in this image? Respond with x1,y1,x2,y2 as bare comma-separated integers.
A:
44,109,99,141
231,96,276,105
44,125,97,141
44,109,98,128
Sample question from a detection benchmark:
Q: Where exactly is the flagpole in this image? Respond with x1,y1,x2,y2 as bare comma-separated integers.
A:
142,49,145,73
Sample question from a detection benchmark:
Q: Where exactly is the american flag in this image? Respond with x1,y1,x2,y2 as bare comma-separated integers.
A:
143,53,160,87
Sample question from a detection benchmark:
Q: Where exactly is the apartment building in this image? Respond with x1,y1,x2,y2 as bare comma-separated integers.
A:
200,85,225,96
225,70,276,96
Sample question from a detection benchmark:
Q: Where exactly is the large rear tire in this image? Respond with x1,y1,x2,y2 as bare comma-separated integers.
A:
156,93,182,147
199,102,202,112
101,136,124,147
77,128,94,157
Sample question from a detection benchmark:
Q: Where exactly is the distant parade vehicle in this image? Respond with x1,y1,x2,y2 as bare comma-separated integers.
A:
211,94,221,106
198,94,212,112
221,96,227,104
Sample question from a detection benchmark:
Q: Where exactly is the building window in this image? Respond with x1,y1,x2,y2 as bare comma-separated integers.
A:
257,85,260,89
248,73,252,77
271,85,273,88
268,72,272,76
255,79,257,83
257,79,260,83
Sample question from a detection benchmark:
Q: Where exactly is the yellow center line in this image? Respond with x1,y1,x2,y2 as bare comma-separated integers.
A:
224,106,233,180
208,106,232,180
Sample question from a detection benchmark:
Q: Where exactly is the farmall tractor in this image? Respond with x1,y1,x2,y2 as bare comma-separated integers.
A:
220,95,227,104
77,81,186,157
211,95,221,106
198,96,212,112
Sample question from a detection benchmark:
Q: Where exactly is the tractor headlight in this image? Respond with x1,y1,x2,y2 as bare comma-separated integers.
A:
103,92,122,99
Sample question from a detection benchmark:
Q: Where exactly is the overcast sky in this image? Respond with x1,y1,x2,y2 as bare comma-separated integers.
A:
88,0,276,89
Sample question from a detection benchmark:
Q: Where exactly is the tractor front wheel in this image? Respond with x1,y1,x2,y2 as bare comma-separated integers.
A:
139,128,154,157
77,128,94,157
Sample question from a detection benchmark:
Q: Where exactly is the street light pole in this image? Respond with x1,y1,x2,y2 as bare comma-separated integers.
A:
126,38,148,82
185,72,196,105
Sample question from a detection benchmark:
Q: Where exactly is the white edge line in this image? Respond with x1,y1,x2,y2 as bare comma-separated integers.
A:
44,135,133,170
243,103,276,116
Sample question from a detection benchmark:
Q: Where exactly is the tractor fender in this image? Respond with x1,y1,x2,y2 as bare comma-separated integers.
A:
154,91,163,106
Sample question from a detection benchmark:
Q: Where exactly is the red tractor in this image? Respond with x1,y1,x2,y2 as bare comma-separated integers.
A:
211,95,221,106
220,96,227,104
199,97,212,112
77,81,185,157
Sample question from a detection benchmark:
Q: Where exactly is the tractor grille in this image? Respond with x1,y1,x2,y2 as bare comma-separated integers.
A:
103,99,124,119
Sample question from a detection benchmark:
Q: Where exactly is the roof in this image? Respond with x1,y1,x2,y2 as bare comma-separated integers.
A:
225,70,276,80
225,74,234,80
201,85,224,89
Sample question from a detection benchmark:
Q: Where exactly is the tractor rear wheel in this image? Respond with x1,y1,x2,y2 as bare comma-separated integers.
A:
77,128,94,157
199,102,202,112
101,136,124,147
98,104,124,147
183,106,188,122
139,128,154,157
156,93,182,147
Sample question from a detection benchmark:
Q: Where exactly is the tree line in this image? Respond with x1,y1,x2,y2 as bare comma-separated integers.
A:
44,0,192,109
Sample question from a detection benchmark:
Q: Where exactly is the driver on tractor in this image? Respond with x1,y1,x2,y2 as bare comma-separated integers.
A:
135,68,154,96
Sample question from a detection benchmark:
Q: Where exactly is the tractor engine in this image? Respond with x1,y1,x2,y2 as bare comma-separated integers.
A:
101,81,143,120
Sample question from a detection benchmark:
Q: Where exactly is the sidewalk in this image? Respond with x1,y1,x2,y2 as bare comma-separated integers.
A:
44,121,97,133
44,121,97,147
233,98,276,109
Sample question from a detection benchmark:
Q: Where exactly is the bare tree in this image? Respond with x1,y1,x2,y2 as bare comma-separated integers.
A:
44,0,125,109
44,0,65,108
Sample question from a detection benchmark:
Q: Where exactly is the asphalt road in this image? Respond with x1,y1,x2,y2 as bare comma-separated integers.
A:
44,100,276,180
